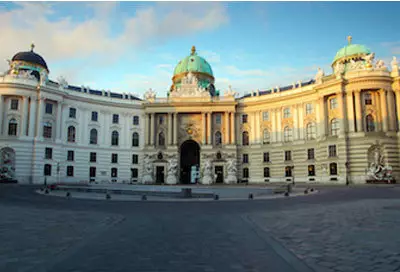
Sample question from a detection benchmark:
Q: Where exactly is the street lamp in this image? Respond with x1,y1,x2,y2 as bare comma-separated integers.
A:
345,161,350,186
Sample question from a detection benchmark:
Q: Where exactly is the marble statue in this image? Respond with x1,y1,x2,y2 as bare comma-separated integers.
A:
292,82,296,89
297,81,302,88
367,147,393,182
375,59,386,70
57,76,68,90
165,155,178,185
39,69,47,86
363,53,375,68
391,56,398,71
276,86,280,92
19,70,36,80
170,72,210,98
315,67,325,84
144,88,156,101
224,85,236,97
142,155,155,184
334,62,345,77
201,159,213,185
224,158,237,184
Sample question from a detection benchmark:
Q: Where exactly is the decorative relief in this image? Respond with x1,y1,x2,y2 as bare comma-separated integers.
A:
178,114,202,143
171,72,210,98
144,88,156,102
282,118,293,128
303,113,316,125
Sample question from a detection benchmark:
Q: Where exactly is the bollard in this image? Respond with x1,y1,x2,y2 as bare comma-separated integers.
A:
284,191,289,197
66,192,71,198
248,193,254,200
142,195,147,201
310,188,314,192
214,194,219,200
304,189,308,194
106,193,111,200
45,188,49,194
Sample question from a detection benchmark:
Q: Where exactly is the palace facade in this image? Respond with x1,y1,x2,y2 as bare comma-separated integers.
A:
1,37,399,185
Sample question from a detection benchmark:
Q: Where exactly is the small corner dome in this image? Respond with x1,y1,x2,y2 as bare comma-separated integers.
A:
173,46,213,77
333,36,371,64
11,44,49,71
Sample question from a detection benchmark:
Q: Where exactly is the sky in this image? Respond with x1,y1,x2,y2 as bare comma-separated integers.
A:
0,1,399,97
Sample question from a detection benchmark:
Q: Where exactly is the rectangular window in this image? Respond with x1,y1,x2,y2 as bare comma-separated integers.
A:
111,168,118,178
283,108,291,118
69,108,76,118
91,111,98,122
308,165,315,176
131,168,138,178
242,154,249,163
159,115,164,125
90,167,96,178
44,164,52,176
90,152,97,163
243,168,249,178
285,151,292,161
330,98,338,109
112,153,118,163
328,145,337,157
112,114,119,124
45,147,53,160
306,103,313,115
365,93,372,105
67,166,74,177
132,154,138,164
43,123,52,138
285,166,292,177
45,103,53,114
263,167,270,178
215,114,221,125
263,152,270,162
10,99,19,110
67,150,74,161
242,114,248,124
262,111,269,121
133,116,139,125
307,148,315,160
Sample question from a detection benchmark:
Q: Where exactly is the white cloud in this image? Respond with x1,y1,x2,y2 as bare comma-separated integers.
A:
223,65,272,77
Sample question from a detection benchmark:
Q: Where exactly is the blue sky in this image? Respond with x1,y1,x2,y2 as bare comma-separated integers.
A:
1,1,399,97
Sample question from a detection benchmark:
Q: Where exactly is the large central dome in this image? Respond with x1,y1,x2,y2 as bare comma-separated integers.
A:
173,46,213,77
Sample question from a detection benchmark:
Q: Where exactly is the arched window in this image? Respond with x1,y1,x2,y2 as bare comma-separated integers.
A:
284,126,293,142
67,126,76,142
330,118,339,136
215,131,222,146
43,122,52,138
263,129,270,144
243,167,249,178
8,119,17,136
90,128,98,145
242,131,249,146
366,114,375,132
158,132,165,146
132,132,139,147
306,122,316,140
329,162,338,175
111,131,119,146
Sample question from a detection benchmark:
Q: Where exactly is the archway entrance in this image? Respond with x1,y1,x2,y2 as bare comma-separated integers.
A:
180,140,200,184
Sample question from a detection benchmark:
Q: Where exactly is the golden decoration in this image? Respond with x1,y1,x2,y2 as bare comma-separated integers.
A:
347,36,352,45
191,45,196,55
187,128,193,135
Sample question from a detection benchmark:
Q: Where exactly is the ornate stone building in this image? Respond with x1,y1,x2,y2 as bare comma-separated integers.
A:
1,37,399,185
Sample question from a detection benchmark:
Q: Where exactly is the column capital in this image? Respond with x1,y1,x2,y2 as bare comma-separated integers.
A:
353,89,361,94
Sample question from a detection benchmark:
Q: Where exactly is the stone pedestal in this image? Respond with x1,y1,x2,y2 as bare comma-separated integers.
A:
201,175,213,185
165,175,177,185
224,174,237,184
142,175,154,184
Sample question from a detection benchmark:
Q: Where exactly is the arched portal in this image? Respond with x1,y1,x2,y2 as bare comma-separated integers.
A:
0,147,16,182
180,140,200,184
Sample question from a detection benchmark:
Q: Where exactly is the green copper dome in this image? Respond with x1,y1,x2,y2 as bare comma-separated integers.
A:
333,36,371,63
173,46,213,77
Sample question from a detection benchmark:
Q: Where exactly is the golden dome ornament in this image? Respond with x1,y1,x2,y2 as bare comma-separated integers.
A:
187,127,193,135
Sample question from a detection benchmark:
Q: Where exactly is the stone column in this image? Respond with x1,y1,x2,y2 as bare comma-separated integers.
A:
56,102,63,141
207,112,212,144
35,97,44,138
386,90,396,131
124,114,130,147
168,113,173,145
79,109,86,144
103,112,109,145
150,113,155,146
230,112,235,144
293,105,299,140
354,90,363,132
271,109,276,142
379,89,389,132
251,111,256,144
224,112,229,144
173,113,178,145
256,111,261,144
202,113,206,144
0,95,3,135
317,96,326,137
276,110,282,142
395,90,400,131
18,96,29,137
337,91,345,135
144,113,149,145
298,104,304,139
346,91,355,133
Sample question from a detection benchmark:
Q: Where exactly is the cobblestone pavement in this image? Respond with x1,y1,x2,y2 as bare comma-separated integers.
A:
248,198,400,272
1,185,400,272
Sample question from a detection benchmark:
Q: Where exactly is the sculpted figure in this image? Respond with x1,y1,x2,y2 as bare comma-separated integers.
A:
166,156,178,185
375,60,386,69
57,76,68,90
142,155,155,184
363,53,375,68
391,56,398,70
201,159,213,185
315,67,325,84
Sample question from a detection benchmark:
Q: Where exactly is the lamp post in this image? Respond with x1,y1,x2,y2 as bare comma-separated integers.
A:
291,166,295,186
345,161,350,186
57,161,60,185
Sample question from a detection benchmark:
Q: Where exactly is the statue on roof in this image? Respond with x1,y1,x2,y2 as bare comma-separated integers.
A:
375,59,386,70
391,56,398,71
315,67,324,84
144,88,156,101
334,62,345,78
363,53,375,68
292,82,296,89
57,76,68,90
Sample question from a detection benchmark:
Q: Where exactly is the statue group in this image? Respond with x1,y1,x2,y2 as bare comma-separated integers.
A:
367,146,393,182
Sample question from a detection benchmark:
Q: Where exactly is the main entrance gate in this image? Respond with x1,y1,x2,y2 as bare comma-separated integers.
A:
179,140,200,184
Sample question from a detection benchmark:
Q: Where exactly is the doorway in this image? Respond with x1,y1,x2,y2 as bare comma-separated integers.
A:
180,140,200,184
156,166,165,184
215,166,224,184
